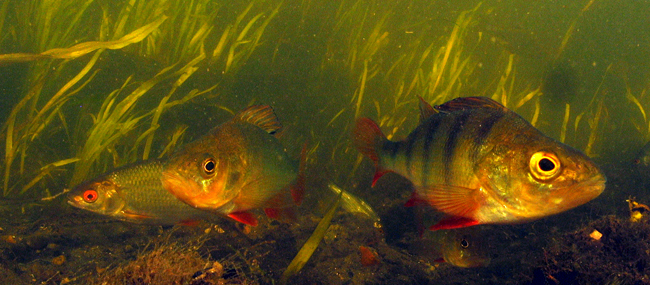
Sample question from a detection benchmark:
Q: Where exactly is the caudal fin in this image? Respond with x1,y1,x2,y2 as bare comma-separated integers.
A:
263,143,306,224
353,118,385,163
291,142,308,205
353,118,391,186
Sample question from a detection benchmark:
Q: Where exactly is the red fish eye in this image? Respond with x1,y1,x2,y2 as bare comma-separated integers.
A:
203,158,216,175
83,190,98,203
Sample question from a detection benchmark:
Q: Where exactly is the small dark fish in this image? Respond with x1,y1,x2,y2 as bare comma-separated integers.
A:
162,105,305,226
354,96,606,230
68,160,214,225
410,227,490,268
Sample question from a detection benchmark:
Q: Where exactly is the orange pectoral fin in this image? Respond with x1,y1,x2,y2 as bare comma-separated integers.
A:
416,184,481,218
430,216,480,230
228,211,259,226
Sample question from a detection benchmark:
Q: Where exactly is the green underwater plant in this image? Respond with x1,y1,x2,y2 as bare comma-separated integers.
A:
1,0,281,197
281,188,341,284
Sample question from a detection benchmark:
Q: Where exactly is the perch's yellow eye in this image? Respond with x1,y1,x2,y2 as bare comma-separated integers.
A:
530,152,561,181
202,158,216,176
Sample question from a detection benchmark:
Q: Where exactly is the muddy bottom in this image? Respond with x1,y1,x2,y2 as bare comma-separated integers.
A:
0,163,647,284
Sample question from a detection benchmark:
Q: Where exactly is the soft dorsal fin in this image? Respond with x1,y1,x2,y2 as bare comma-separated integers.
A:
434,97,508,113
235,105,282,134
418,96,437,123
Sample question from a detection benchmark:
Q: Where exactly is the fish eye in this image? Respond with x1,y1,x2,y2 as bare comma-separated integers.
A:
539,158,555,171
202,158,216,175
529,151,561,181
83,190,98,203
460,239,469,248
634,159,641,165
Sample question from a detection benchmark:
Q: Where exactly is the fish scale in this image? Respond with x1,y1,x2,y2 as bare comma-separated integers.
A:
68,105,305,227
386,108,497,188
68,159,215,225
354,96,606,230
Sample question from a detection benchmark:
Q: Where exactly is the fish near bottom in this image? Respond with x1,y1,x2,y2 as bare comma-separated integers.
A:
354,96,606,230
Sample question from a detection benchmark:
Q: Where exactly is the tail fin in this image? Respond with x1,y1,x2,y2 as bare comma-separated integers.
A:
263,143,307,224
354,118,385,163
291,142,308,205
353,118,391,186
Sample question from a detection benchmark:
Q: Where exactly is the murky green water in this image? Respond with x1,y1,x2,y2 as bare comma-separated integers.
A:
1,0,649,284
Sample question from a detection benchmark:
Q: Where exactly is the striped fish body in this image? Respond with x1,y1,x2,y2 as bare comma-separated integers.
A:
354,97,606,230
67,160,215,225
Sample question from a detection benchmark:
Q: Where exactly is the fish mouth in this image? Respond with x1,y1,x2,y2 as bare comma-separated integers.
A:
66,191,84,208
578,174,607,196
551,174,606,210
67,199,79,207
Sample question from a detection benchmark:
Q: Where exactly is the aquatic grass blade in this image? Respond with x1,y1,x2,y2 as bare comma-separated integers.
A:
280,191,342,284
19,158,79,194
0,15,167,64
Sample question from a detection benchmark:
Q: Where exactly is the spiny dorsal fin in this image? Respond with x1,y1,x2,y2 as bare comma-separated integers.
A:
434,97,508,113
235,105,282,134
418,96,437,123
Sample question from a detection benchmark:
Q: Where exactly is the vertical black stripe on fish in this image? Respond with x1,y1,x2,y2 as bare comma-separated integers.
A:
381,141,400,159
403,126,420,174
471,111,505,161
443,111,471,184
421,118,442,186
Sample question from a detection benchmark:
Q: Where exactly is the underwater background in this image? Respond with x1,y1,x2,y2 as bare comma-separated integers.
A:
1,0,650,284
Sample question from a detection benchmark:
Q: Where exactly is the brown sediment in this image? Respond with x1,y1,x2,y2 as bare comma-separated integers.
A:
538,215,650,284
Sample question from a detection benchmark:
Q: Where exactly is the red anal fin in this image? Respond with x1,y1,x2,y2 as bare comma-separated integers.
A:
433,258,446,263
264,207,297,223
228,211,259,226
429,216,479,230
404,192,428,207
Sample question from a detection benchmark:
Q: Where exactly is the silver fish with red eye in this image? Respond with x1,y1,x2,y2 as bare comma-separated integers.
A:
67,159,215,225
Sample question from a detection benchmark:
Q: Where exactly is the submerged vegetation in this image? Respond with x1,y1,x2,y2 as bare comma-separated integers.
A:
1,0,649,283
0,0,646,198
0,0,281,196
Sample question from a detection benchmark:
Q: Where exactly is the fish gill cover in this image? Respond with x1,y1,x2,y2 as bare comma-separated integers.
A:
0,0,649,284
